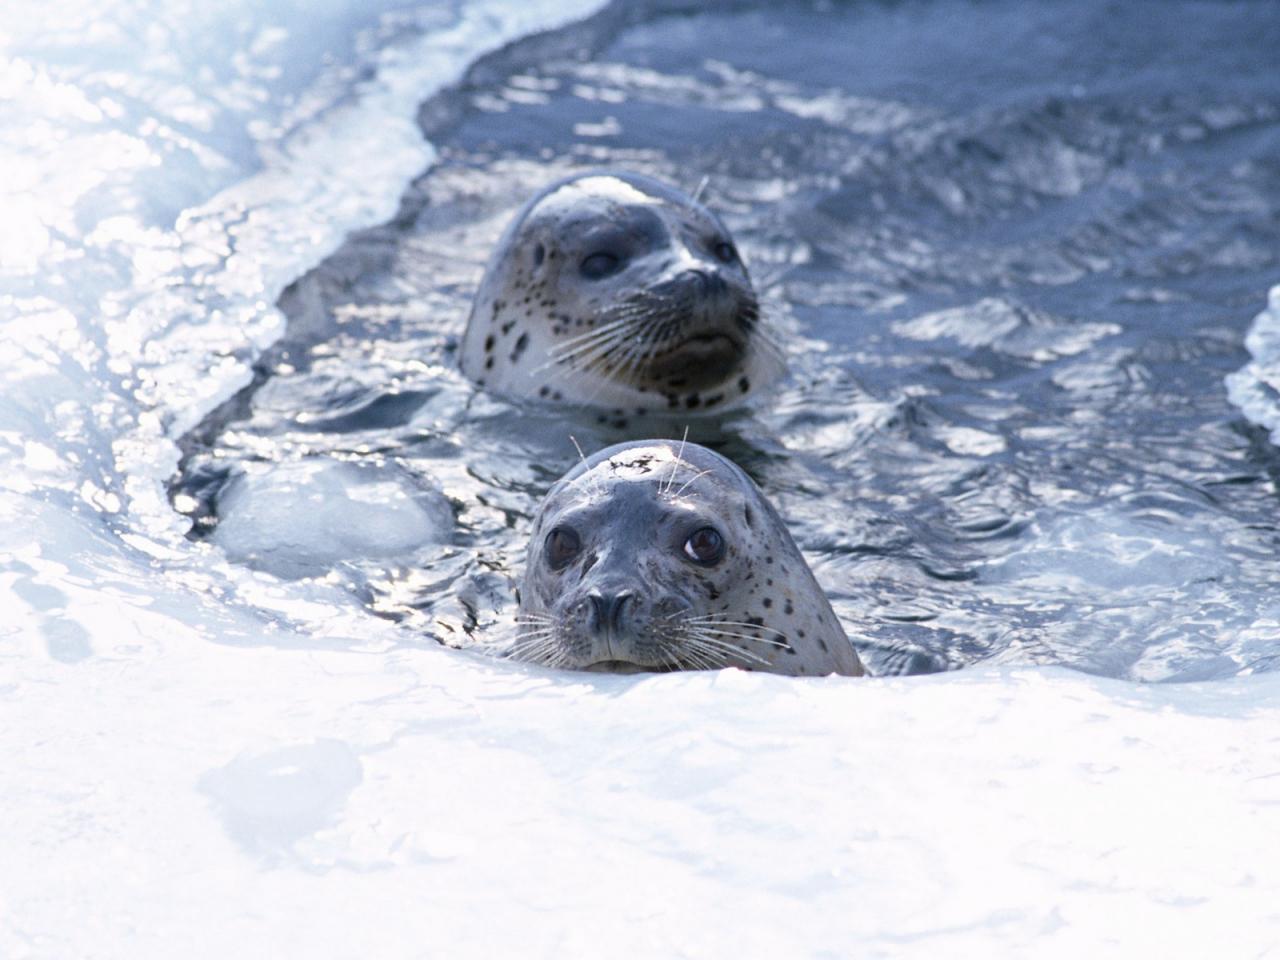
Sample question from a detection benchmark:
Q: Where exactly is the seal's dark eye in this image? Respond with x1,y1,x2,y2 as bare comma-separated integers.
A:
580,252,621,279
713,241,737,264
545,525,581,570
682,527,725,565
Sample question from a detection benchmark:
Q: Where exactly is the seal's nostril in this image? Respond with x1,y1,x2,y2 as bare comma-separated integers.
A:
588,591,633,633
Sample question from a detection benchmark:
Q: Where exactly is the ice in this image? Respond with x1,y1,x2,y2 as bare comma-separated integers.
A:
211,459,453,579
1227,284,1280,446
3,0,1280,956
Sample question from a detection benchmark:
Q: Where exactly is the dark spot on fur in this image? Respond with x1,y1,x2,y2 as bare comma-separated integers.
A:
784,599,794,616
534,244,545,266
484,334,495,352
484,357,494,370
539,385,550,397
500,321,515,335
762,598,773,609
738,376,750,393
510,333,529,362
685,394,702,410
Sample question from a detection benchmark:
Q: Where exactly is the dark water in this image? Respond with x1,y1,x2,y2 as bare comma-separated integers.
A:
175,0,1280,680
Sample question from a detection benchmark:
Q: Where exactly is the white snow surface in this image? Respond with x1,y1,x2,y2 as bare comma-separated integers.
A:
2,2,1279,958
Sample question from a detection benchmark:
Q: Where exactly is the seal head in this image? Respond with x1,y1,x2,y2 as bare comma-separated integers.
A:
514,440,864,677
460,172,782,413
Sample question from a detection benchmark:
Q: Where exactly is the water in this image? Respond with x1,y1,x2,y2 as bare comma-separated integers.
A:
6,1,1280,956
180,0,1280,681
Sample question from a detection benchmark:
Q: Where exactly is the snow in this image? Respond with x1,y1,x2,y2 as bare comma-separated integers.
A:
2,1,1280,957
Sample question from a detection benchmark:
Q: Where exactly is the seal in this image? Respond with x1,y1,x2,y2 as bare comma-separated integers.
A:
511,439,865,677
459,171,783,416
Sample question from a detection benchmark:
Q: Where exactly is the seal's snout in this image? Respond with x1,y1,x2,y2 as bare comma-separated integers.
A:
662,266,730,301
684,268,728,298
587,589,634,635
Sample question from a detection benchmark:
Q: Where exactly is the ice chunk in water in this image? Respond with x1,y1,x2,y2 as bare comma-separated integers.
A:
211,459,452,578
1226,284,1280,445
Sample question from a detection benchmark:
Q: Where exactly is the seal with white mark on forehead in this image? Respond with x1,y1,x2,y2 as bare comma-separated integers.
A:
459,171,783,414
512,439,864,677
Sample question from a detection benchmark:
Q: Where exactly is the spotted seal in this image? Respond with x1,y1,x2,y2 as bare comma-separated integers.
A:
459,171,782,416
511,439,865,677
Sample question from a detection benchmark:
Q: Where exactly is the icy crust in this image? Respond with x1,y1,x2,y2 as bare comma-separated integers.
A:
1227,285,1280,446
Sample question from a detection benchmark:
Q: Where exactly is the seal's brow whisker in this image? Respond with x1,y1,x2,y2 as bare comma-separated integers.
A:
569,435,589,469
661,426,690,496
672,468,713,499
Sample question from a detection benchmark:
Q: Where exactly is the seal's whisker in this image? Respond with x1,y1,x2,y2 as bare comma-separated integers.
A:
512,627,556,642
546,316,636,354
679,614,790,635
675,616,793,646
693,628,789,651
547,326,634,363
542,328,635,371
672,468,713,499
681,633,766,668
661,425,691,496
508,633,557,654
670,639,722,671
539,325,648,378
684,631,770,666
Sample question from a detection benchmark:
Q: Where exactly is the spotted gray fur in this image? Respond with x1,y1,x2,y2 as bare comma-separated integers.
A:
512,439,865,677
459,171,784,414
